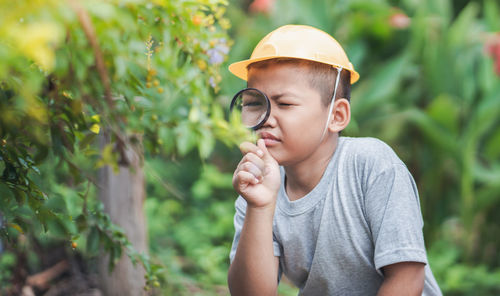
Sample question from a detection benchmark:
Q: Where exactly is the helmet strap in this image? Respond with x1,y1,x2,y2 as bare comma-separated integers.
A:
319,66,342,142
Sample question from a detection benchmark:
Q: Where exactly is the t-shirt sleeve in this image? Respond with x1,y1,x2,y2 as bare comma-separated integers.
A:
364,163,428,274
229,196,282,264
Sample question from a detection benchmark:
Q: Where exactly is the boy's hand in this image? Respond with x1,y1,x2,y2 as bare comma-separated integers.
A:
233,139,280,209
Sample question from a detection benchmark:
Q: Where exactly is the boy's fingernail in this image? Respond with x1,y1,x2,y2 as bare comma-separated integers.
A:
257,150,264,157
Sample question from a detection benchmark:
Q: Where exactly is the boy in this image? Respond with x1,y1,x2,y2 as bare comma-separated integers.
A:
227,25,442,295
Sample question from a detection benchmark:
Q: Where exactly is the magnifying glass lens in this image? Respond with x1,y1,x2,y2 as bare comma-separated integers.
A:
231,89,269,129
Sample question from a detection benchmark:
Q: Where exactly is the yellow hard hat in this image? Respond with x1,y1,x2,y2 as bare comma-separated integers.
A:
229,24,360,84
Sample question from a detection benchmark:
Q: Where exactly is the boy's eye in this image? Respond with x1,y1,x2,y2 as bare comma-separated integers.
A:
243,101,263,107
279,103,293,106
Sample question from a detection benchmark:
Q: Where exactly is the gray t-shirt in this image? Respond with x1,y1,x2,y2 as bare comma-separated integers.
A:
229,137,442,295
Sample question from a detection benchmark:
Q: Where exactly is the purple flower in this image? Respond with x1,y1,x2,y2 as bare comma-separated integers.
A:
208,48,224,65
209,76,216,88
207,39,229,65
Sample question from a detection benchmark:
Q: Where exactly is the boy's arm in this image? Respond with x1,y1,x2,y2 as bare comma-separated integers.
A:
228,205,280,295
362,157,433,294
377,262,425,296
228,139,281,295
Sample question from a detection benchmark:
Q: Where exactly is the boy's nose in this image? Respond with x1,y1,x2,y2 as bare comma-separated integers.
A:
260,106,277,128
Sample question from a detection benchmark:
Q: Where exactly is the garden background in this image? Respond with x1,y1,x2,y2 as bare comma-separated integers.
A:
1,0,500,295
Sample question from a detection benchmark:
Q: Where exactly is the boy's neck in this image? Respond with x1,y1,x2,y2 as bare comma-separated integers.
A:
284,135,339,201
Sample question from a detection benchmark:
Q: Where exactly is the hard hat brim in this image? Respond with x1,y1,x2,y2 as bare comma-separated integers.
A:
229,56,360,84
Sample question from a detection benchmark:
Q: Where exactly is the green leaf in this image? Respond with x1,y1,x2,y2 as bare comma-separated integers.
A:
426,94,459,135
158,126,175,153
351,53,410,119
484,128,500,160
12,188,26,205
175,122,196,156
191,179,211,200
46,216,69,238
407,108,458,157
447,3,479,47
75,214,87,233
484,0,500,31
87,226,100,255
31,165,40,174
465,84,500,140
198,127,214,159
2,163,18,182
17,157,28,169
478,55,496,95
79,133,97,149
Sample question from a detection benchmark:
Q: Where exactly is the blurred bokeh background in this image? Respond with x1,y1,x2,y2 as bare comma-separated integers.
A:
1,0,499,295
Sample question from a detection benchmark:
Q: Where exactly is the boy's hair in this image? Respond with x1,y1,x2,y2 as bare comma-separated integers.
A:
247,58,351,106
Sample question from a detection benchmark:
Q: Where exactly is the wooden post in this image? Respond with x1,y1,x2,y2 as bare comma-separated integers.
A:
98,132,147,296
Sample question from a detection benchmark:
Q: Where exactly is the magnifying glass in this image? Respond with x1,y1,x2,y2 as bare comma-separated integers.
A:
229,88,270,130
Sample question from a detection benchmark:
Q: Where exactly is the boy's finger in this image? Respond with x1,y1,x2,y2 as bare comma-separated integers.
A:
239,141,264,157
240,162,263,180
242,153,265,172
234,170,260,188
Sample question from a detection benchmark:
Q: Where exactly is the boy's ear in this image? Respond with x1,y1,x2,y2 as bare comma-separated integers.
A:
328,98,350,133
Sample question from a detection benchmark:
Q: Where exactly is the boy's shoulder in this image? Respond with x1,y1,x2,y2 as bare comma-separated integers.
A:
339,136,405,170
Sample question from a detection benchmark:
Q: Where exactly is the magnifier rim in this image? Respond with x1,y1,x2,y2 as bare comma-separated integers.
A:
230,87,271,130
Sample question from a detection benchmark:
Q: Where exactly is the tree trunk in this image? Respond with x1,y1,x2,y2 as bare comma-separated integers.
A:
98,132,147,296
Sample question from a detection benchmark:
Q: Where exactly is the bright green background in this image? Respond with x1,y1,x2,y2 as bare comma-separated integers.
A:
1,0,500,295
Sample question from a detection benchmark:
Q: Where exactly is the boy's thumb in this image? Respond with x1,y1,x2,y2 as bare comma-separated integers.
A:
257,139,274,162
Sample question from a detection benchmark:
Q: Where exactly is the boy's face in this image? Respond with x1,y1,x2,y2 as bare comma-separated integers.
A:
248,62,332,166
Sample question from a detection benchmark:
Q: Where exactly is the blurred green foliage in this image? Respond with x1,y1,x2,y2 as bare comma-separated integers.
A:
1,0,500,295
144,156,235,293
0,0,243,293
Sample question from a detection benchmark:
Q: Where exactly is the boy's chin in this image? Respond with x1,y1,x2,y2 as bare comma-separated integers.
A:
267,149,283,163
272,154,293,167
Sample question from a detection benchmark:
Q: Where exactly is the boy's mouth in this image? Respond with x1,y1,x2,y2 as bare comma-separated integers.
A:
258,132,280,146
